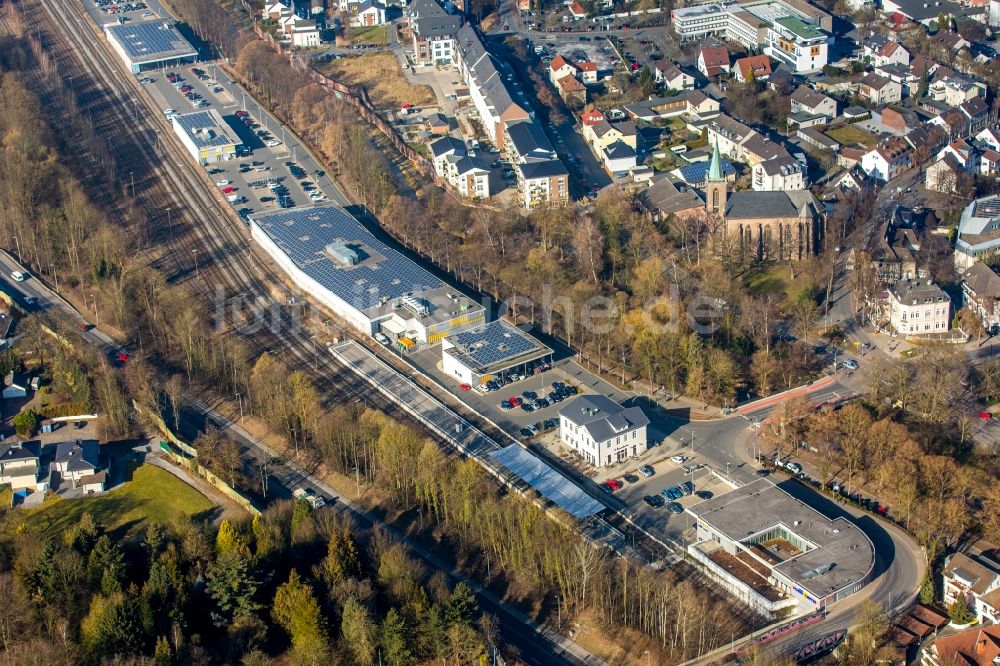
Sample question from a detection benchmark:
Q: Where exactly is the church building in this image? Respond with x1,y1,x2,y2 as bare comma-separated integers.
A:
704,140,824,261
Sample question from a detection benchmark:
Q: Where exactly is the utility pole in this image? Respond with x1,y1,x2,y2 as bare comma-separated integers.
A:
49,264,59,292
236,392,244,423
11,234,21,260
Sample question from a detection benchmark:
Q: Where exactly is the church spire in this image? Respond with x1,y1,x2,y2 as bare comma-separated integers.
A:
708,137,724,182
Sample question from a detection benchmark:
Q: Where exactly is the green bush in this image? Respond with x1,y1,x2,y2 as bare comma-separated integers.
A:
13,409,38,437
38,402,90,419
948,596,975,624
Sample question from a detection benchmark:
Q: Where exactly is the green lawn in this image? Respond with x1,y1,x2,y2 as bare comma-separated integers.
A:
351,25,389,45
824,125,877,148
747,267,797,304
26,465,216,538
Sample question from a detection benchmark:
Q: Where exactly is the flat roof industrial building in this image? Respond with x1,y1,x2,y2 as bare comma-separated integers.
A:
441,319,552,385
249,205,486,345
104,20,198,74
687,479,875,617
171,110,240,165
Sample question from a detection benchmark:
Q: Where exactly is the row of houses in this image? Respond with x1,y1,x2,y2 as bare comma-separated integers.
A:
414,0,568,208
1,438,106,496
263,1,323,47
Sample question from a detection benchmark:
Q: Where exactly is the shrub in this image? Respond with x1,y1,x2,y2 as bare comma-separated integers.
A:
948,596,975,624
13,409,38,436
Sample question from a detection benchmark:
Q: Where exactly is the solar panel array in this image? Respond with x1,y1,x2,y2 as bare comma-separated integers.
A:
107,20,197,62
174,111,237,148
677,158,735,184
445,320,547,372
251,205,445,315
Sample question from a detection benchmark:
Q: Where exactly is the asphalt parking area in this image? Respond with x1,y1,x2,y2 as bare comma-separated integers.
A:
142,67,328,217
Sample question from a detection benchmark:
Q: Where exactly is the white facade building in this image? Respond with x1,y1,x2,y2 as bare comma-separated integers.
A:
171,110,240,165
558,395,649,467
765,16,828,73
885,278,951,336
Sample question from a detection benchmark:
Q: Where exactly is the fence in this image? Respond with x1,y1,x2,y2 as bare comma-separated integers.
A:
135,401,260,516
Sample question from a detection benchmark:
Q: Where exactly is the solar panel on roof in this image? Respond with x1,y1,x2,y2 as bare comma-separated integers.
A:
107,20,197,63
174,111,238,149
445,320,548,372
251,206,445,315
677,159,735,184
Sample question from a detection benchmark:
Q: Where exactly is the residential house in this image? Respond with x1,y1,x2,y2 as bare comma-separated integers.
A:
78,470,107,494
697,44,730,78
583,119,638,154
976,126,1000,151
905,122,948,155
858,72,902,106
734,55,772,83
455,23,531,147
568,1,588,19
790,86,837,120
409,0,462,65
602,141,637,175
875,63,921,97
556,74,587,106
654,60,694,90
752,156,806,191
929,29,971,55
926,139,978,193
635,176,709,224
956,195,1000,270
942,551,1000,624
764,16,829,73
2,371,28,399
622,90,720,121
548,54,578,86
980,148,1000,177
870,218,921,282
885,278,951,336
961,97,990,135
961,262,1000,333
0,440,39,490
881,0,970,26
558,394,649,468
921,624,1000,666
516,159,569,209
878,40,910,67
929,73,985,107
706,113,757,162
424,112,450,134
859,137,912,181
264,1,292,20
929,108,970,140
577,61,599,84
352,1,387,26
290,20,321,47
429,136,492,199
51,440,100,487
580,108,605,126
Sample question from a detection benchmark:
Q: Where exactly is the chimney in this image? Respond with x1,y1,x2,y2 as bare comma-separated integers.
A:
976,638,987,654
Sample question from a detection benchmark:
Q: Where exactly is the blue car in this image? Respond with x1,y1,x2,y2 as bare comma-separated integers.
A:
661,487,681,500
680,481,694,496
667,502,683,514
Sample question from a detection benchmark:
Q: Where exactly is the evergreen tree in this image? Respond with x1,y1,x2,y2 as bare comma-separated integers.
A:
381,607,414,666
949,596,975,624
216,519,251,559
206,552,262,627
919,571,936,605
65,512,100,554
80,590,146,662
87,534,126,596
418,603,450,659
320,526,361,584
272,569,329,666
445,582,478,627
153,635,173,666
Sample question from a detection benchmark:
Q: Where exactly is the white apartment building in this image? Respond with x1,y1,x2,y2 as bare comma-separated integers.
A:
558,395,649,467
672,0,832,73
752,157,806,191
766,16,828,73
885,278,951,336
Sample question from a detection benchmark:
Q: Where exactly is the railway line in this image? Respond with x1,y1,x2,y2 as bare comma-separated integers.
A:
30,0,390,418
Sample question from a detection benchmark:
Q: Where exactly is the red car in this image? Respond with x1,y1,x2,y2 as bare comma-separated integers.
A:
603,479,623,493
221,186,235,194
116,352,129,364
979,412,992,421
459,383,472,391
508,396,522,407
235,110,249,118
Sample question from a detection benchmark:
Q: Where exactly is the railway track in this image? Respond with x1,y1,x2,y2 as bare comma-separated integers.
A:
30,0,391,418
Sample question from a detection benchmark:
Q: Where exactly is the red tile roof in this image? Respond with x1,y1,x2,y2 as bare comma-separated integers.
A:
931,624,1000,666
735,55,771,81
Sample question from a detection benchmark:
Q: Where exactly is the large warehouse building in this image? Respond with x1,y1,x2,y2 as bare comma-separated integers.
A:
441,319,552,386
171,110,240,165
104,20,198,74
249,205,486,346
686,479,876,617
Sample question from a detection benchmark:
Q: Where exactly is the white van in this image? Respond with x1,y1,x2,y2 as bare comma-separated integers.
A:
10,271,26,282
670,145,688,154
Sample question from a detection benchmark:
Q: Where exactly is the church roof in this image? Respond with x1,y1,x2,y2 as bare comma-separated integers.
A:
724,191,818,220
708,138,724,181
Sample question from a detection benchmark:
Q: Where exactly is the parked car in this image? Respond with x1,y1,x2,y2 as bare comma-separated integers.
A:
842,358,859,370
670,455,687,464
785,462,803,474
642,495,664,508
695,490,713,499
638,465,655,477
623,473,640,484
667,502,683,514
500,400,513,411
606,479,623,491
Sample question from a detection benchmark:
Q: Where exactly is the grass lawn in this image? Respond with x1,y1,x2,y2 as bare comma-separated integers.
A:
351,25,388,46
825,125,877,148
321,52,436,109
25,465,216,538
747,266,799,305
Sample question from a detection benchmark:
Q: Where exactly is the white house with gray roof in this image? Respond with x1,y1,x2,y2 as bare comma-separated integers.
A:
558,395,649,467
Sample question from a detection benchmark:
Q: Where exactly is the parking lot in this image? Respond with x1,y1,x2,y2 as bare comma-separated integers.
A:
83,0,165,25
142,65,331,219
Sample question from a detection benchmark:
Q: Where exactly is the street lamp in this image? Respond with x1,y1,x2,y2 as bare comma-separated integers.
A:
49,264,59,292
192,249,199,277
235,392,244,423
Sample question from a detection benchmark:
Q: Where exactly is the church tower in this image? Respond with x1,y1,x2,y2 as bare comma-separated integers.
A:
705,138,727,215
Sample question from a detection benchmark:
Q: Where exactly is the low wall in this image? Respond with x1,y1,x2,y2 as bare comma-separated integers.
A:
135,401,259,515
